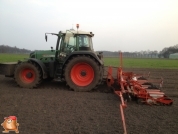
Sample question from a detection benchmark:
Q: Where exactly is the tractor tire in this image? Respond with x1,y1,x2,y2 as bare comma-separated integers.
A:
14,62,42,88
97,65,104,87
64,55,102,92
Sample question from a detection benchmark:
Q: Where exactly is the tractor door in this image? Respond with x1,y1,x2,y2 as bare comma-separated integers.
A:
60,31,76,54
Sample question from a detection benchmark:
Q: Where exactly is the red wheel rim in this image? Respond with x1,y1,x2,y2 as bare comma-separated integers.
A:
20,68,35,83
71,63,94,86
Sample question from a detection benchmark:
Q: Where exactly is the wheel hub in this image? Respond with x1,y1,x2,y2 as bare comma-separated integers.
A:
71,63,94,86
26,72,33,78
80,70,86,76
20,68,35,83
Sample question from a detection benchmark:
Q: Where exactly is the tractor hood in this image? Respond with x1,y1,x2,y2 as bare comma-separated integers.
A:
29,50,56,63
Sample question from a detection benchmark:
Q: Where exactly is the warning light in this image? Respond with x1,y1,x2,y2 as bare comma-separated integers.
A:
76,24,79,29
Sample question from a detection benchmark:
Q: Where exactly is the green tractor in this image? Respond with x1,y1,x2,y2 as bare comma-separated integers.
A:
0,26,104,92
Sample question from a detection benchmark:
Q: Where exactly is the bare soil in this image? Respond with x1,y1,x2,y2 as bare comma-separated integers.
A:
0,68,178,134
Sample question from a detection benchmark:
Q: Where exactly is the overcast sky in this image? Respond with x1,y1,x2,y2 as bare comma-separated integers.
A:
0,0,178,52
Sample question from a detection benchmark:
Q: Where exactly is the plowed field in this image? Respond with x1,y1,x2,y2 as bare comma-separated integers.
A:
0,68,178,134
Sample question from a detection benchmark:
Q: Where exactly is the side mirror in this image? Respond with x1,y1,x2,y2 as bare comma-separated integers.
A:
45,34,47,42
51,46,53,52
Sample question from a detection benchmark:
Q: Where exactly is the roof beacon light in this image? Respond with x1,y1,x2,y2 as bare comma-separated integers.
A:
76,24,79,29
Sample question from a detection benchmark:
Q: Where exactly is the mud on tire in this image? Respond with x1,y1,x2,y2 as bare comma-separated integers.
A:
64,55,102,92
14,62,42,88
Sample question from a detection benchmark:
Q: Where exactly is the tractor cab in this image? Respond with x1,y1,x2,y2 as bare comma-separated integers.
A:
58,30,94,54
45,26,95,62
45,27,96,63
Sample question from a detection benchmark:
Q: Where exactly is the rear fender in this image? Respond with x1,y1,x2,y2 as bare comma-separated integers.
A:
63,51,104,66
27,58,48,79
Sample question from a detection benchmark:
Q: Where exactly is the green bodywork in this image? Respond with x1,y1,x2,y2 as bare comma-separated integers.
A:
29,50,56,63
29,30,103,65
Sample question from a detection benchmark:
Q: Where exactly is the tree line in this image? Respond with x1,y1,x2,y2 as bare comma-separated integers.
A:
0,45,32,54
100,50,158,58
1,44,178,58
99,44,178,58
158,44,178,58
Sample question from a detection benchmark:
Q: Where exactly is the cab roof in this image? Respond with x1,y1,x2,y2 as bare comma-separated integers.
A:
60,30,94,37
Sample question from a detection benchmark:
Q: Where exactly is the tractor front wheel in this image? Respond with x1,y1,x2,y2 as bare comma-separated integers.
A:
64,56,102,92
14,62,42,88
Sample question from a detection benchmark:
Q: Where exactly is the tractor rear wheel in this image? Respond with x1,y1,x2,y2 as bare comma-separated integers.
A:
14,62,42,88
64,55,102,92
